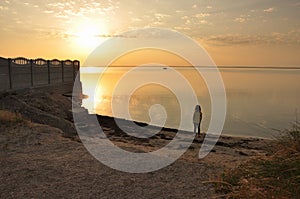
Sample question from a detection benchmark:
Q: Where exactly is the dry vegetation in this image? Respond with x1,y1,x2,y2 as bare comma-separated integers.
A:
214,124,300,198
0,110,24,126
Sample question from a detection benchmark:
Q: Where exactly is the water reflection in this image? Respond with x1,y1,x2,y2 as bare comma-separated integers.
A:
81,67,300,139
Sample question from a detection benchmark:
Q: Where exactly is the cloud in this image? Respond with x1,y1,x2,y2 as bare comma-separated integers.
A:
271,30,300,44
46,0,118,19
234,14,251,23
118,28,185,39
154,13,170,19
65,33,136,39
43,10,55,14
185,19,191,25
47,2,65,9
195,13,210,18
131,17,142,22
0,6,8,10
66,27,190,39
200,20,208,24
263,7,275,13
96,34,136,38
174,26,191,31
204,31,300,46
178,13,212,27
181,16,189,20
206,34,263,46
32,27,68,40
235,17,246,23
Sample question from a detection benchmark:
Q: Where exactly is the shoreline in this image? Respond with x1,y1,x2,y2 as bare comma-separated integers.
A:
95,114,266,142
93,114,271,141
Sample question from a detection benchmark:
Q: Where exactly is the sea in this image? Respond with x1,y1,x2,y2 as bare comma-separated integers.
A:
80,66,300,139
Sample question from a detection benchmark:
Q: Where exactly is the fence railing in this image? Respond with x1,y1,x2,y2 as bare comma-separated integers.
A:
0,57,80,91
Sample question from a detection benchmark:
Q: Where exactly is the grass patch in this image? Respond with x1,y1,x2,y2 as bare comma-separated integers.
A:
216,125,300,198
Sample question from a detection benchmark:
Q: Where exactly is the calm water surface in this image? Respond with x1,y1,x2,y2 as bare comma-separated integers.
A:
80,67,300,139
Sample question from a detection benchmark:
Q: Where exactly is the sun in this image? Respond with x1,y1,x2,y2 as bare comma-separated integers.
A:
77,26,98,45
72,21,108,50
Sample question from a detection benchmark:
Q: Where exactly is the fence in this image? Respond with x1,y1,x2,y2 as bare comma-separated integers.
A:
0,57,80,91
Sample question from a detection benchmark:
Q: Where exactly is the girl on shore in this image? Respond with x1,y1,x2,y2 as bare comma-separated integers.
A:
193,105,202,137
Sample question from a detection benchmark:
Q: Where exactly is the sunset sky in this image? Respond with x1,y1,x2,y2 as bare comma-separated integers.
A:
0,0,299,66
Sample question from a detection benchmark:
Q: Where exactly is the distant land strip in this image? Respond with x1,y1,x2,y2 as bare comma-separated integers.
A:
83,65,300,70
216,66,300,70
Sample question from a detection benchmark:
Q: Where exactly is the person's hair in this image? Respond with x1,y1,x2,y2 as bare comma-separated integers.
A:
195,105,201,111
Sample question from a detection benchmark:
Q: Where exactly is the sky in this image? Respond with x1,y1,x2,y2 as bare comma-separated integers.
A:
0,0,300,66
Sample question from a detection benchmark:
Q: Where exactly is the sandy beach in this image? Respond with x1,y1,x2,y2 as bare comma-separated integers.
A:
0,84,271,198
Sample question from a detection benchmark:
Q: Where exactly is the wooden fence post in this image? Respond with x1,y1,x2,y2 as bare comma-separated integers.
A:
73,61,80,81
61,61,64,83
73,61,76,81
30,59,34,86
78,61,80,82
47,60,50,84
8,58,12,89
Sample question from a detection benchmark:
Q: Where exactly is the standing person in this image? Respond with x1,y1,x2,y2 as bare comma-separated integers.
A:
193,105,202,137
